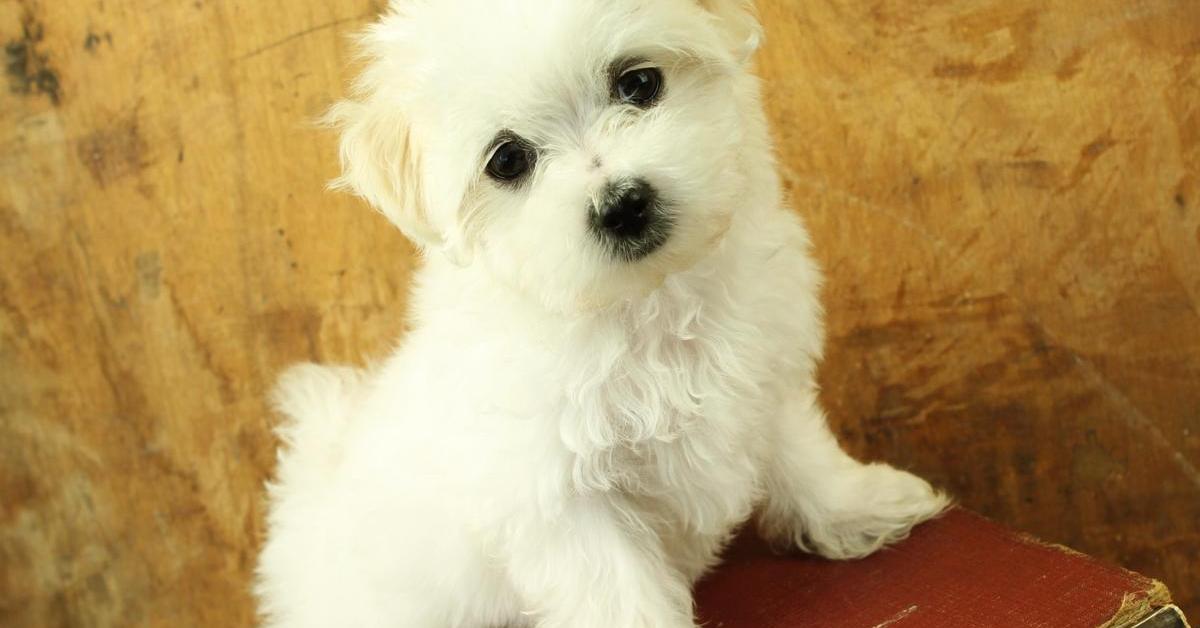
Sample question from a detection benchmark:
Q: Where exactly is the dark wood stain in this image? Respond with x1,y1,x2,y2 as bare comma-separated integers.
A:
75,112,151,187
4,14,61,105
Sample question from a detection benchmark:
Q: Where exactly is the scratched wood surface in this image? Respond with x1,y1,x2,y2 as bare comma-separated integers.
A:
1,0,1197,626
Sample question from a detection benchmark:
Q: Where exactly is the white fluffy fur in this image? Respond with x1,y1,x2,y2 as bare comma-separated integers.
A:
255,1,950,626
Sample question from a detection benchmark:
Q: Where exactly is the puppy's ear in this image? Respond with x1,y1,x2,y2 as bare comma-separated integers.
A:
697,0,763,62
325,98,444,249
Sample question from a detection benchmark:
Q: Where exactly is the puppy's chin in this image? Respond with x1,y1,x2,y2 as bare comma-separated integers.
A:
495,257,664,317
570,272,667,313
548,221,736,315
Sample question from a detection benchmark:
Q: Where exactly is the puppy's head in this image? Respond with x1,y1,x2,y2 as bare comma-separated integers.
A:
331,0,765,312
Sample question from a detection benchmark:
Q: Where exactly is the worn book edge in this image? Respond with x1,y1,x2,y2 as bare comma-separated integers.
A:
1012,525,1178,628
1003,528,1171,628
1099,579,1173,628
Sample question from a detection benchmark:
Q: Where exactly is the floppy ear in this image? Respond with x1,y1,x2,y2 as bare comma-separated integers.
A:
697,0,763,62
325,97,444,249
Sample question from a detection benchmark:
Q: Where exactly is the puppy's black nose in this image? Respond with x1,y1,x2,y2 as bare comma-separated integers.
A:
594,179,657,240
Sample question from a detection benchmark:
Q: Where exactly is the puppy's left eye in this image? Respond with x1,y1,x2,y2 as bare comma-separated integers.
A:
485,139,536,183
614,67,663,107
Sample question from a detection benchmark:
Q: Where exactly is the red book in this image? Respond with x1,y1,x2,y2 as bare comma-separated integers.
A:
696,509,1186,628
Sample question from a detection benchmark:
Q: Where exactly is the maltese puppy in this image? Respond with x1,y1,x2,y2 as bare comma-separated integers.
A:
256,0,949,626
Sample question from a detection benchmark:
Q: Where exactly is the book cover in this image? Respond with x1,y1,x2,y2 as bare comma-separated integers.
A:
695,509,1183,628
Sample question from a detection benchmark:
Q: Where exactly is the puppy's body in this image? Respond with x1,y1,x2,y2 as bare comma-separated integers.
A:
257,1,948,626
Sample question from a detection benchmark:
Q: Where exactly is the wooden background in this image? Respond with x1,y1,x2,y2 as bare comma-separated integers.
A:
1,0,1197,625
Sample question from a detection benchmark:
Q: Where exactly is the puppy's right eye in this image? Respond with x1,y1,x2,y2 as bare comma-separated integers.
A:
485,140,535,183
614,66,663,107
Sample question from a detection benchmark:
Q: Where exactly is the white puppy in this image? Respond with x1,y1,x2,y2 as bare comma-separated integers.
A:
255,1,949,626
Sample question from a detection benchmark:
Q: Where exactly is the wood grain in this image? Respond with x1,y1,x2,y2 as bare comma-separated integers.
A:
1,0,1197,625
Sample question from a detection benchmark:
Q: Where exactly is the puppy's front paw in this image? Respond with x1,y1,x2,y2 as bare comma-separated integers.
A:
802,463,950,560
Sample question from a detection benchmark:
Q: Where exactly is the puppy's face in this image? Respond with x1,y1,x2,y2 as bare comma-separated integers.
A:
333,0,764,312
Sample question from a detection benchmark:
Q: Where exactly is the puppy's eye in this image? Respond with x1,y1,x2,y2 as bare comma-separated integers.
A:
615,67,663,107
485,140,536,182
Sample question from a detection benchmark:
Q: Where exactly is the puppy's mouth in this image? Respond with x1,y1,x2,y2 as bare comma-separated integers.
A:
587,178,674,263
593,210,673,262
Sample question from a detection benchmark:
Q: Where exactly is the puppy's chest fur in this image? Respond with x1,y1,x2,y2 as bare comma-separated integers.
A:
558,268,785,527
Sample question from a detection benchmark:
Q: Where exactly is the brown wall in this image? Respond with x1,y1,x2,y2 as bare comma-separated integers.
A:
1,0,1197,625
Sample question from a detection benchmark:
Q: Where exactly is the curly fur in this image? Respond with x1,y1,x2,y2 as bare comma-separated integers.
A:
255,1,950,626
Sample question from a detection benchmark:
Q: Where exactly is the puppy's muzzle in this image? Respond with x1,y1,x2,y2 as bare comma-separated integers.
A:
589,178,672,261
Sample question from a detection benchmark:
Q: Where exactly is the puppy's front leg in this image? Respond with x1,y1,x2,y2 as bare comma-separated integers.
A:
505,496,697,628
758,387,950,560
